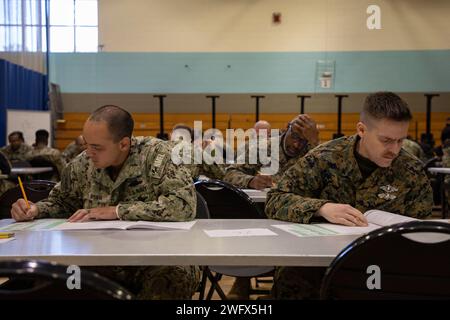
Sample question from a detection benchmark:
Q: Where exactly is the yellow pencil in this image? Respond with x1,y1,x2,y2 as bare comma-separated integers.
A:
0,232,15,239
18,176,30,209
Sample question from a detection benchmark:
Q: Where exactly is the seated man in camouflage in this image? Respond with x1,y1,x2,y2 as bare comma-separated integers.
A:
224,114,320,190
1,131,32,163
62,135,87,163
402,137,425,162
222,115,319,299
171,123,226,181
442,138,450,210
266,92,433,299
0,151,15,197
26,129,66,180
11,105,200,299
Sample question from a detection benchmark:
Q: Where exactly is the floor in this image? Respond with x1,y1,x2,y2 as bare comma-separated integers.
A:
193,274,274,300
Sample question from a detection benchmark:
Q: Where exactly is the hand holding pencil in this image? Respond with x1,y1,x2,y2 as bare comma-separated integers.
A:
10,177,39,222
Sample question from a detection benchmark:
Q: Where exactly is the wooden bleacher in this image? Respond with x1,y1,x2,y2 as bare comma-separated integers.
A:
55,112,449,150
55,113,230,149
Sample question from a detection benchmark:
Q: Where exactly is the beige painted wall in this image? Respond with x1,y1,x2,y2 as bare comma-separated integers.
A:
99,0,450,52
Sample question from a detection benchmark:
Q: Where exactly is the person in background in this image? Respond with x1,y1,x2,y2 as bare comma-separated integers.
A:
224,114,320,190
0,151,15,197
441,130,450,210
1,131,32,163
434,123,450,160
26,129,66,180
254,120,271,138
171,123,226,181
223,115,319,299
62,135,87,163
402,137,425,162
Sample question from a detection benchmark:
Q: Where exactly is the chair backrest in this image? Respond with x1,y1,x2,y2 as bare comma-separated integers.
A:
423,156,443,205
196,191,210,219
10,160,31,168
0,180,56,219
29,156,59,180
0,259,133,300
423,156,441,170
0,151,11,175
320,221,450,300
194,179,265,219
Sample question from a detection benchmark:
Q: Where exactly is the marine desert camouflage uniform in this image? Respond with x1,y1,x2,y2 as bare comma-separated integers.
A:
265,135,433,299
34,136,200,299
402,138,425,162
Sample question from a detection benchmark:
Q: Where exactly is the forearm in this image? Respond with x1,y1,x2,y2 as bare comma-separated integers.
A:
117,185,196,222
35,198,78,219
223,165,259,188
265,189,329,223
35,167,82,219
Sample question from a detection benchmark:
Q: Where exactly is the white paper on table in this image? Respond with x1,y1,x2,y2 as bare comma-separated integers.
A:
272,223,379,237
54,220,196,231
0,238,15,244
204,228,277,238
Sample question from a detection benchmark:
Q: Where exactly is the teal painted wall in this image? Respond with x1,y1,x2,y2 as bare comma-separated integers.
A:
49,50,450,93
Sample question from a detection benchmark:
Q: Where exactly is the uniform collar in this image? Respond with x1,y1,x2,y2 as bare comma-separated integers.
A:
342,135,363,183
346,134,397,185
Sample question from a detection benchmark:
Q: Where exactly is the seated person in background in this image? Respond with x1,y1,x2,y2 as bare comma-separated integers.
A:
26,129,66,180
402,137,425,162
0,151,16,197
254,120,271,138
11,105,200,300
62,135,86,163
442,137,450,209
1,131,32,163
434,123,450,160
223,116,319,299
223,114,319,190
265,92,433,299
171,123,226,181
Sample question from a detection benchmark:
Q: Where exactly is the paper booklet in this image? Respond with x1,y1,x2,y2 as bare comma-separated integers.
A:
0,219,196,232
272,209,445,238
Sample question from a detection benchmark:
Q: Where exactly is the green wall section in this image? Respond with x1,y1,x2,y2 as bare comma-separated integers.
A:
49,50,450,93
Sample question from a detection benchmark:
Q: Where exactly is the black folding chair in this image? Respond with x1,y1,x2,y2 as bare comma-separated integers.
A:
0,180,56,219
424,156,442,207
0,152,12,176
0,259,133,300
194,179,265,219
195,180,273,300
195,191,210,219
29,156,59,181
194,191,211,299
320,221,450,299
10,160,31,168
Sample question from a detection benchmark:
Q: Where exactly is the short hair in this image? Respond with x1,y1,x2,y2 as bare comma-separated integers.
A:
361,92,412,124
88,105,134,142
35,129,49,144
8,131,24,141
